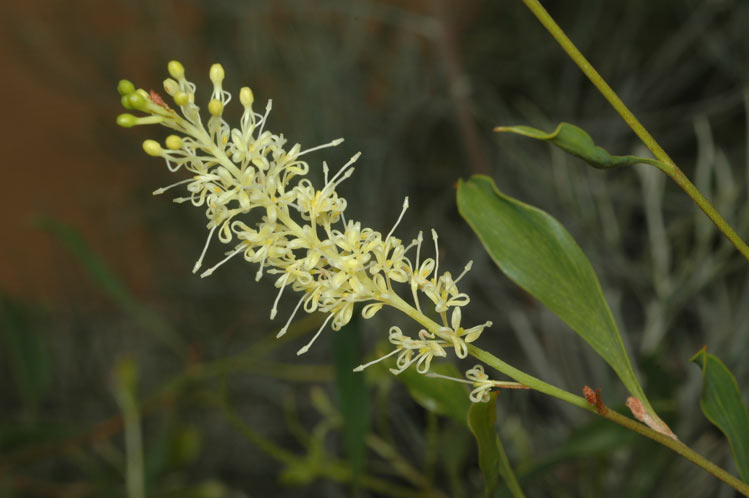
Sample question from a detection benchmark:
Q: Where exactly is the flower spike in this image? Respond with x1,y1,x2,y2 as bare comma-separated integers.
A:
118,61,491,391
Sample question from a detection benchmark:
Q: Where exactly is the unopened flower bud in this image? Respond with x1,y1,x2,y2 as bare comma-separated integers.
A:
239,86,254,107
143,139,162,156
121,95,133,110
165,135,182,150
127,92,147,110
163,78,179,96
208,99,223,116
116,113,138,128
117,79,135,96
168,60,185,79
174,92,189,107
209,63,225,85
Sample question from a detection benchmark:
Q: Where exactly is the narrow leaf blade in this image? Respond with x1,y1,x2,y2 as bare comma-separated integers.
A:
36,216,185,354
691,348,749,482
457,175,649,411
35,216,136,309
495,122,655,169
467,393,501,497
468,391,524,498
331,317,370,491
0,295,49,414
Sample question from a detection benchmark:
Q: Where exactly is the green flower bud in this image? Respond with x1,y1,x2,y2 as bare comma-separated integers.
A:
163,78,179,96
209,63,225,85
239,86,254,107
165,135,183,150
117,79,135,96
208,99,223,117
127,92,147,110
116,113,138,128
168,60,185,79
143,139,163,157
174,91,189,107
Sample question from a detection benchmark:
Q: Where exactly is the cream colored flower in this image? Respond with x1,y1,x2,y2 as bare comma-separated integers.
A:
117,61,490,377
465,365,495,403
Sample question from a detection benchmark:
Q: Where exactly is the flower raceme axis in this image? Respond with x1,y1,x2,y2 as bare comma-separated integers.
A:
116,60,492,379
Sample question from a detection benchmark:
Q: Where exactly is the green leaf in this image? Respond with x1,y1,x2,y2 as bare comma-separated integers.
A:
495,122,661,170
331,316,370,493
468,393,501,497
397,363,470,424
468,393,524,498
0,295,49,414
457,175,652,415
35,216,185,355
35,216,135,308
691,347,749,482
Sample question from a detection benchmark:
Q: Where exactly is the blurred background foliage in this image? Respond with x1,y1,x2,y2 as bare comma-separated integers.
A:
1,0,748,496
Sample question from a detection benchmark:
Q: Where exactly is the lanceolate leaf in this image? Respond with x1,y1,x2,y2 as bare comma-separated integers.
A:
467,393,501,497
331,317,370,491
467,393,525,498
691,348,749,482
495,122,662,170
457,175,653,417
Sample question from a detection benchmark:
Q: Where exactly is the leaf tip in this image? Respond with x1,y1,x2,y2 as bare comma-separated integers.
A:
689,345,708,365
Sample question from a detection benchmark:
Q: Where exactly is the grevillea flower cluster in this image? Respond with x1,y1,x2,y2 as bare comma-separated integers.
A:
116,61,493,384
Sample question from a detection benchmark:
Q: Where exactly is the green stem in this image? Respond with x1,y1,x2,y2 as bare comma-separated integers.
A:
468,345,593,412
218,394,300,465
394,296,738,494
520,0,749,262
114,367,145,498
215,393,430,498
602,405,749,496
470,345,749,496
496,433,526,498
